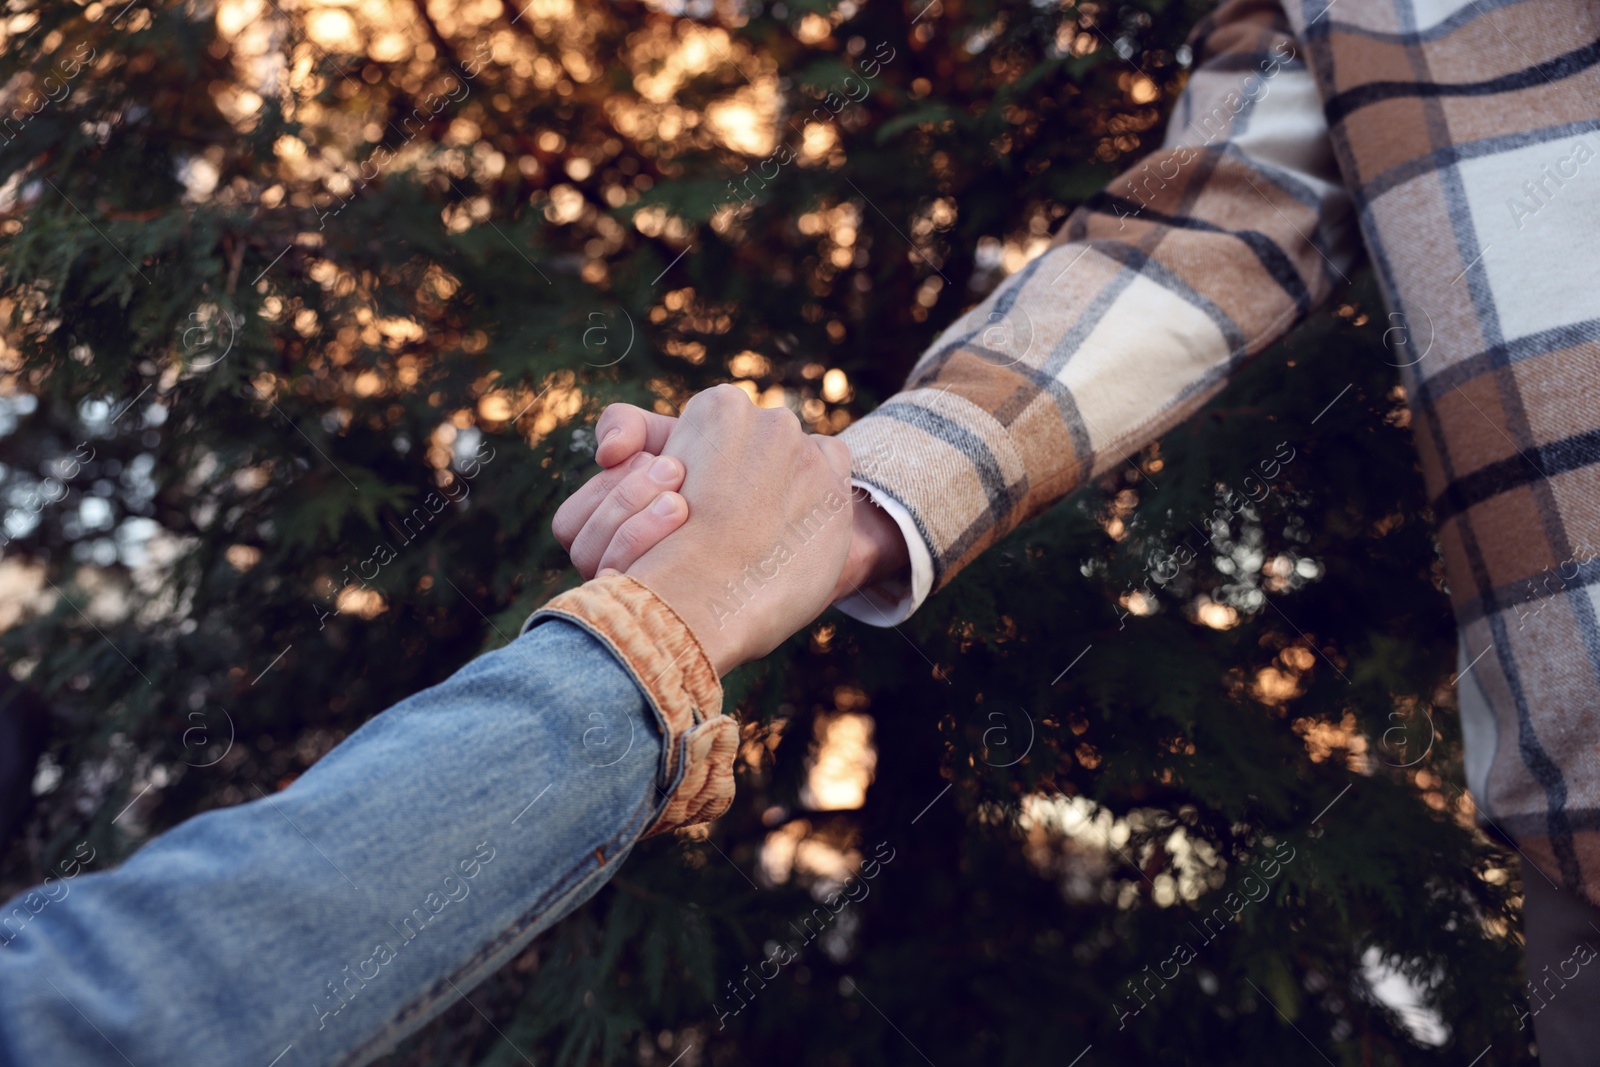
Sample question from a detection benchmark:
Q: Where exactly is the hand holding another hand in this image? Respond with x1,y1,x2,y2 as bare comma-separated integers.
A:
559,397,910,605
550,448,691,579
554,386,861,675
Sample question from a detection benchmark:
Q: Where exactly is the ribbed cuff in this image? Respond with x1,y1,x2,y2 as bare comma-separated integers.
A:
522,574,738,837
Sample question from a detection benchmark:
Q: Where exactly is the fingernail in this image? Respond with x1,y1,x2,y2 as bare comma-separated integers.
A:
603,426,621,441
648,456,680,484
651,493,681,517
630,452,654,472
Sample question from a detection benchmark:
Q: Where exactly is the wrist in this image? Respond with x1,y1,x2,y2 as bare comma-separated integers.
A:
629,555,745,676
525,572,725,709
834,488,911,602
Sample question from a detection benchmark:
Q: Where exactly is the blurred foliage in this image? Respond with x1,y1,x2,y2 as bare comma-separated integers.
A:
0,0,1532,1064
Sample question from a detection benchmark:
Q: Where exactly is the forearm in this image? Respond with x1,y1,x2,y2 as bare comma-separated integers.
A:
0,613,684,1067
837,0,1358,616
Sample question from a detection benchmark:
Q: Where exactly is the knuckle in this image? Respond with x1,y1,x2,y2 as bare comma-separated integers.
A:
758,411,799,447
552,499,589,546
569,522,598,557
595,404,624,437
615,518,650,556
610,469,654,512
708,383,748,410
761,402,798,427
551,514,575,547
604,522,651,569
687,384,745,426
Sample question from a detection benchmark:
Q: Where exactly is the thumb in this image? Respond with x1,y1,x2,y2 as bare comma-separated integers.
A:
595,403,679,467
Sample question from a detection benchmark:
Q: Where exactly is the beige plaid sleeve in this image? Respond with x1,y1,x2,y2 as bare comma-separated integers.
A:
838,0,1358,613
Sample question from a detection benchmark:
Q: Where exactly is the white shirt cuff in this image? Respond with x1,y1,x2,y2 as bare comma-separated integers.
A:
831,480,934,627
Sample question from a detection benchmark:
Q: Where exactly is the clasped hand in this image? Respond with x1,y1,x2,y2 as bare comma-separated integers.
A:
553,385,907,675
553,385,847,676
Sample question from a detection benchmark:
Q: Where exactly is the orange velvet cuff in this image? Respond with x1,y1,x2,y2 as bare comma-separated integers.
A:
525,574,738,837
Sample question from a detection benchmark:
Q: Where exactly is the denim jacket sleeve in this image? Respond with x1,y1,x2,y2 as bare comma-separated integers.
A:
0,575,737,1067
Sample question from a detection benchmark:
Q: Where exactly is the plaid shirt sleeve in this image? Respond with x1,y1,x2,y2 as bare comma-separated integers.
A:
1274,0,1600,904
835,0,1357,623
841,0,1600,908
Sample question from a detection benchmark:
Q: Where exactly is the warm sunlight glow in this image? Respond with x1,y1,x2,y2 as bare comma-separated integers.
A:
336,586,387,619
304,9,359,50
803,713,876,810
707,100,775,156
1295,711,1371,772
1194,597,1238,630
1251,666,1302,705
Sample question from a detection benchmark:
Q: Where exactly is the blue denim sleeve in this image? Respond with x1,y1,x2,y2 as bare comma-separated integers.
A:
0,619,671,1067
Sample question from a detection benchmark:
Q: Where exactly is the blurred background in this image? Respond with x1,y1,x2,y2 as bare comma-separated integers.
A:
0,0,1535,1064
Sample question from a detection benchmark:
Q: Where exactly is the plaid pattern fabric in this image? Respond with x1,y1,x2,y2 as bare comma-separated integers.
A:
838,0,1600,899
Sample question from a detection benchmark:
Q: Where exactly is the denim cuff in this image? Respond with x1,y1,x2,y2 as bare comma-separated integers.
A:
522,574,739,838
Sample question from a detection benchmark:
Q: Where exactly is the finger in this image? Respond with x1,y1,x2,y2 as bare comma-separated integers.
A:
569,454,686,577
594,491,689,575
552,451,656,550
813,434,854,482
595,404,679,468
